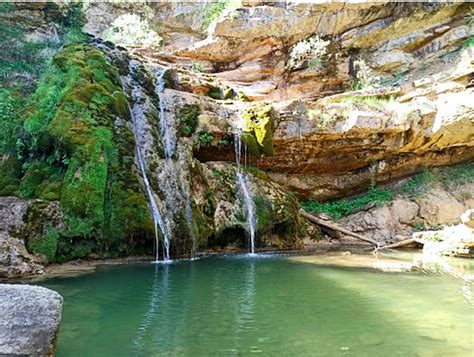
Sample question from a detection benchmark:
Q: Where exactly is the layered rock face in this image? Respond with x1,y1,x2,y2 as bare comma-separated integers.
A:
0,284,63,356
85,1,473,200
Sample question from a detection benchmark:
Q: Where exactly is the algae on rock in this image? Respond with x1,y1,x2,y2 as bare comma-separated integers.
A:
241,104,274,157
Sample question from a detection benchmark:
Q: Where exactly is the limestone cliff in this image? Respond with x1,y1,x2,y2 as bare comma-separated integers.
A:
0,2,473,269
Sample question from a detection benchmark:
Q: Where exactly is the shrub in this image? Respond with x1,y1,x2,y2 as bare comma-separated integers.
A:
103,14,162,49
202,0,228,30
286,35,330,71
301,186,393,220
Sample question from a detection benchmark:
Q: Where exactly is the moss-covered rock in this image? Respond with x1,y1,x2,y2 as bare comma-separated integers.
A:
201,162,302,250
241,104,274,156
15,44,154,261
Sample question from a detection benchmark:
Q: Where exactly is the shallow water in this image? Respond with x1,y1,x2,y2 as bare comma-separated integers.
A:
41,254,473,356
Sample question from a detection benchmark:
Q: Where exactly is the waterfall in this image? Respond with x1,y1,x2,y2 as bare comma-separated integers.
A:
153,66,196,258
127,60,171,262
234,118,257,254
155,68,176,158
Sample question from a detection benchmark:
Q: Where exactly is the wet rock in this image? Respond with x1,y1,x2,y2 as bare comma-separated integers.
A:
0,284,63,356
202,162,302,249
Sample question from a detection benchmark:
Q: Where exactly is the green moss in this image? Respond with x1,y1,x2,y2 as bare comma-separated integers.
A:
254,195,273,231
19,162,62,199
16,44,154,260
241,104,274,156
28,227,58,263
0,155,22,196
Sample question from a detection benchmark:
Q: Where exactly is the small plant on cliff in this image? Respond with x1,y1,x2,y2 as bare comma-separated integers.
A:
178,104,200,137
339,95,396,108
307,108,338,130
465,7,474,28
351,59,379,90
286,35,330,71
197,131,214,145
191,62,204,73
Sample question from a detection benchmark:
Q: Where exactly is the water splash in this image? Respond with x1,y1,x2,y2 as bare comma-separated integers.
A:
234,117,257,254
127,60,171,262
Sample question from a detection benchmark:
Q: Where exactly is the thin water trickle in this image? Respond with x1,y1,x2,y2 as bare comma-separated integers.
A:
234,117,257,254
155,68,176,159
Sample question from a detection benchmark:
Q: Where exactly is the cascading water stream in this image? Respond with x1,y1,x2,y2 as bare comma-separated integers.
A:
127,60,171,262
155,68,176,158
154,66,196,258
234,119,257,254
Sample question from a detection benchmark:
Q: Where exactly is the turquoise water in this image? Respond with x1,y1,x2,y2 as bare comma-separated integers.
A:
41,254,473,356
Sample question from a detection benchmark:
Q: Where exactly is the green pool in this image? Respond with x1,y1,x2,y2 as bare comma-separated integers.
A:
41,254,473,356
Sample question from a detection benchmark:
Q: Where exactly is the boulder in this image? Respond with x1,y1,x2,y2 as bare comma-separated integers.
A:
0,233,44,280
0,284,63,356
338,183,473,245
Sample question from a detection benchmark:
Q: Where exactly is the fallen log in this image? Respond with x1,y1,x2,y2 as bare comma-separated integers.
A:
299,209,378,246
375,238,419,252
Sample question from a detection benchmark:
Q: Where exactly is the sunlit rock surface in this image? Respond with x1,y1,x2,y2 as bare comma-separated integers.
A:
0,284,63,356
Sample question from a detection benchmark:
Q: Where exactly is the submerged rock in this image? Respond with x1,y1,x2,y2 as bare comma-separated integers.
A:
0,284,63,356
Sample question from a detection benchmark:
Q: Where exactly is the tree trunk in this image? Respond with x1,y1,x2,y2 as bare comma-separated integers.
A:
299,209,378,246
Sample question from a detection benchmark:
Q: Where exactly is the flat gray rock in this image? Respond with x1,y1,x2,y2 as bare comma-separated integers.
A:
0,284,63,356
